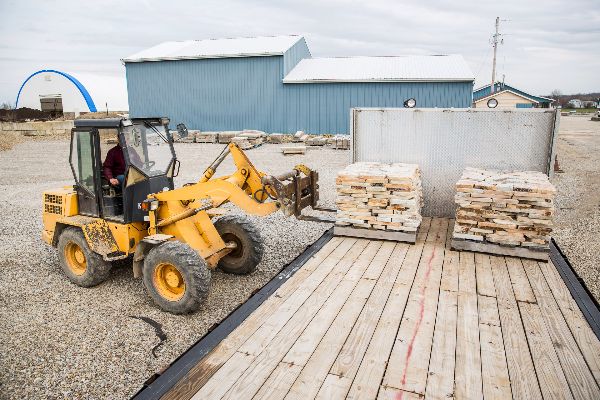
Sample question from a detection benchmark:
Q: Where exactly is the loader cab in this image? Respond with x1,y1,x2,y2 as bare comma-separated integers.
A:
70,117,179,224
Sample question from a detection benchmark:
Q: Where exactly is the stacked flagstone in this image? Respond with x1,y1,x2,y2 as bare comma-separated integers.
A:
335,162,423,232
453,167,555,250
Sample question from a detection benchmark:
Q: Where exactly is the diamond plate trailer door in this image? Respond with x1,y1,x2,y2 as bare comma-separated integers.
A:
351,108,559,217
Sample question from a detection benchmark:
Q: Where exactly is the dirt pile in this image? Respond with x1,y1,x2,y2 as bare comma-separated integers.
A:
0,107,54,122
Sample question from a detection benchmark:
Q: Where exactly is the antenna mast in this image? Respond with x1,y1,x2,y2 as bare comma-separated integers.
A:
491,17,500,93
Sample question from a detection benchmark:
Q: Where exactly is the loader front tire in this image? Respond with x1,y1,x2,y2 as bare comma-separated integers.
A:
143,241,211,314
214,215,264,275
57,227,112,287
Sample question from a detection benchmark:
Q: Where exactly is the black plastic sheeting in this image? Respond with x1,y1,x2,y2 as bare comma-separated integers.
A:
550,238,600,340
132,228,334,400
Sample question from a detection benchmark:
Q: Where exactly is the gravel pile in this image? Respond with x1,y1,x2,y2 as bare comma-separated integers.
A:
0,140,350,398
551,115,600,301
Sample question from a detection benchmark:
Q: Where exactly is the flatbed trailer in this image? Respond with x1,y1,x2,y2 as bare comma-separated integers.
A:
135,217,600,399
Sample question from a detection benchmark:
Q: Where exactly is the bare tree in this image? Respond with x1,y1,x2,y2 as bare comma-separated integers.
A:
549,89,563,106
0,102,12,110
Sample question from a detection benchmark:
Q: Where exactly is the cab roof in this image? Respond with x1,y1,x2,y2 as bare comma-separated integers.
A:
74,117,166,129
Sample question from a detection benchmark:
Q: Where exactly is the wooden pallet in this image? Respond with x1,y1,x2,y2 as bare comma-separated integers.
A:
334,225,417,244
451,238,549,261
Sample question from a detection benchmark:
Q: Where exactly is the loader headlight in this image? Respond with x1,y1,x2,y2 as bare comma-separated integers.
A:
404,98,416,108
140,199,159,211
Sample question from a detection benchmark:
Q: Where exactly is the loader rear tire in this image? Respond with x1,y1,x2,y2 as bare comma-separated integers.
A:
214,215,264,275
143,241,211,314
57,227,112,287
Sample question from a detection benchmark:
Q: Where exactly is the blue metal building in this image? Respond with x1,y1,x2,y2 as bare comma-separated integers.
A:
123,35,474,134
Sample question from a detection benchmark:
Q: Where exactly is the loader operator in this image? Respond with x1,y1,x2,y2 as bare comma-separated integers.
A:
103,143,126,186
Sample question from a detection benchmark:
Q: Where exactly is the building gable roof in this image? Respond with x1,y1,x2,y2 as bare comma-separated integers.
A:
473,89,541,104
282,55,474,83
473,83,554,103
123,35,303,63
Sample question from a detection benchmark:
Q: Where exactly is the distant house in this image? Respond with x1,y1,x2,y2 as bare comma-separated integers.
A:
473,82,554,109
567,99,583,108
582,100,598,108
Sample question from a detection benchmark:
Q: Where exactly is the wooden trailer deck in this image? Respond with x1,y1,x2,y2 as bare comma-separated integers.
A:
159,217,600,400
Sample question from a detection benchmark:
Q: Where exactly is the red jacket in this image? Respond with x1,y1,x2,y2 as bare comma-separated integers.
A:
103,144,126,179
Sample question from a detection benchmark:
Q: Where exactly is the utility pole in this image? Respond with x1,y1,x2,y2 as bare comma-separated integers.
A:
491,16,500,93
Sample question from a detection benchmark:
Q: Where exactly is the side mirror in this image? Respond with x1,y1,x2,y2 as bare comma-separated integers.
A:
177,123,188,139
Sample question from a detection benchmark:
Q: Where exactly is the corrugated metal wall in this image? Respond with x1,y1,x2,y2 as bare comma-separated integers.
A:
283,39,311,76
126,47,474,134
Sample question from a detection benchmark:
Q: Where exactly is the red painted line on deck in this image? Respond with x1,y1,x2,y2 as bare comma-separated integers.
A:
395,247,436,400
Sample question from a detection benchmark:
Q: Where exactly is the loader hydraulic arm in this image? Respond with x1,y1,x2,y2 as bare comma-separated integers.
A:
152,143,319,218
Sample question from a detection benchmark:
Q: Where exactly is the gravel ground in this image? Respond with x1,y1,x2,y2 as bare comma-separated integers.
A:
551,115,600,301
1,116,598,399
0,140,350,399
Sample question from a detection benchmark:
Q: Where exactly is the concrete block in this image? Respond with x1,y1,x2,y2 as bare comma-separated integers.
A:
282,146,306,155
218,131,239,143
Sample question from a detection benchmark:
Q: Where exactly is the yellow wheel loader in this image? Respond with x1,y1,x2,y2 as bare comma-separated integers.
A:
42,117,321,314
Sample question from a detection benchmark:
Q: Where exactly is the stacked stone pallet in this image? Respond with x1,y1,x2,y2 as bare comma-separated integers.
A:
328,135,350,150
335,162,423,233
195,131,218,143
453,167,555,250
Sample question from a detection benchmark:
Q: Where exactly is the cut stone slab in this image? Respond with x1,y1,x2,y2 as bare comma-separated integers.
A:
281,146,306,155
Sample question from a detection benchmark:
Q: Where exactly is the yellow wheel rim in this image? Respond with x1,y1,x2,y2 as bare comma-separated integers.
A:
64,242,87,276
153,263,186,301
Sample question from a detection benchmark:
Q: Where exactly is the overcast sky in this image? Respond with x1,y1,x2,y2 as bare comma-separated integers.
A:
1,0,599,110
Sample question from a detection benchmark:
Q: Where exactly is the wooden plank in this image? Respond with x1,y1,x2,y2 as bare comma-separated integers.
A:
381,219,449,395
459,251,477,294
455,291,483,400
192,239,370,399
329,243,410,378
188,352,253,400
424,289,458,400
345,218,436,400
334,225,417,244
519,302,574,400
252,362,302,400
284,280,380,399
478,294,500,327
282,241,392,367
377,387,423,400
475,253,496,297
455,249,483,399
478,295,512,400
539,260,600,384
218,238,387,400
505,257,536,303
238,239,369,357
490,255,542,399
445,218,455,249
439,249,459,293
524,260,600,399
163,237,345,400
451,238,549,261
315,374,352,400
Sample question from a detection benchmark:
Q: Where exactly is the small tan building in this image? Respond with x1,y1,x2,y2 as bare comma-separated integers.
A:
473,83,553,109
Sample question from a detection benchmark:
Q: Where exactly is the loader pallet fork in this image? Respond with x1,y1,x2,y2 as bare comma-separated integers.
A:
42,117,321,314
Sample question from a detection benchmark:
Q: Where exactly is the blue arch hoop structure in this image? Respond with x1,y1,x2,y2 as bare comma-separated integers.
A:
15,69,97,112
